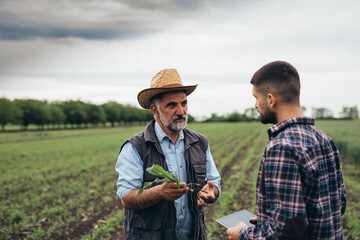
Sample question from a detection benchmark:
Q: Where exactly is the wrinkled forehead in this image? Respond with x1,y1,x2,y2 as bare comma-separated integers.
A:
161,90,187,101
156,90,187,101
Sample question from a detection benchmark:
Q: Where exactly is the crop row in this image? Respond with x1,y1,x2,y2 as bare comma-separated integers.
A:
206,128,266,239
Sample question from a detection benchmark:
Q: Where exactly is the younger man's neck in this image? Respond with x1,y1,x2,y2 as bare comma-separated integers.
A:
276,105,304,124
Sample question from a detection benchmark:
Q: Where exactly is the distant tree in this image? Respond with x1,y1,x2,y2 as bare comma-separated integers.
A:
14,99,48,130
87,103,106,126
123,105,141,124
188,114,196,123
61,100,87,128
227,112,244,122
312,107,334,119
116,103,126,124
340,106,359,119
48,103,66,129
31,100,48,130
244,108,259,120
0,98,22,131
41,102,51,129
204,113,226,122
102,101,122,127
138,109,154,122
204,113,217,122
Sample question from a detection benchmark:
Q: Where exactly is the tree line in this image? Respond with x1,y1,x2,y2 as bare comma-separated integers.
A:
0,98,156,131
203,106,359,122
0,97,358,131
310,106,359,120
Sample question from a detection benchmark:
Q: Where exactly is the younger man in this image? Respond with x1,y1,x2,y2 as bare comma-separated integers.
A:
227,61,346,239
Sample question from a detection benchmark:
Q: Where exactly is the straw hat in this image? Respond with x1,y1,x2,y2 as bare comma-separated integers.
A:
137,68,198,109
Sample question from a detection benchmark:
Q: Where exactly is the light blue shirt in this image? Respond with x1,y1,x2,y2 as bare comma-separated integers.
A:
115,122,221,240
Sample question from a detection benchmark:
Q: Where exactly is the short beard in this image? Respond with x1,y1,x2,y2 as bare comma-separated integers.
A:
260,106,277,124
158,109,188,132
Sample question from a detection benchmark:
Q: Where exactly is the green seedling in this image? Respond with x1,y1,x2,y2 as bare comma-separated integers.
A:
137,164,180,207
136,164,203,207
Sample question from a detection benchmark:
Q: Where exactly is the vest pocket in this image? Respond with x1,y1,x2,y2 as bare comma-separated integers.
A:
131,208,162,230
133,228,162,240
192,163,207,187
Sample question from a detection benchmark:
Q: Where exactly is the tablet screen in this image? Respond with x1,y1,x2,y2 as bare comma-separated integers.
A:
216,209,256,228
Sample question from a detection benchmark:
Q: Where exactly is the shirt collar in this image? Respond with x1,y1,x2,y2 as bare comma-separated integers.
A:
268,117,315,139
154,121,184,144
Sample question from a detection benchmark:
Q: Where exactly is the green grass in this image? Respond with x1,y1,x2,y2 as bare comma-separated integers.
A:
316,120,360,239
0,126,144,239
0,121,358,239
316,119,360,164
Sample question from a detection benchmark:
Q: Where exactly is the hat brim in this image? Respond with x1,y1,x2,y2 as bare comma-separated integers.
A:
137,84,198,109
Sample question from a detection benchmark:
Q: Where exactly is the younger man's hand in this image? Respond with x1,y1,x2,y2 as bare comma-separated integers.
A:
226,222,247,240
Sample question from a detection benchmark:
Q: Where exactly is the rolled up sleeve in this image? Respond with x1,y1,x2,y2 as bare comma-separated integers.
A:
115,142,144,199
206,144,221,202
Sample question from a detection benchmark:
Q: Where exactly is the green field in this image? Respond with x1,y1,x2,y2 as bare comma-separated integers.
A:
0,120,359,239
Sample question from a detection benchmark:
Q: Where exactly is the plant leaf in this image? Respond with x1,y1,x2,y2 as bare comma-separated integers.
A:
146,164,175,182
137,189,144,207
171,172,180,189
142,181,154,189
153,178,167,185
138,164,191,203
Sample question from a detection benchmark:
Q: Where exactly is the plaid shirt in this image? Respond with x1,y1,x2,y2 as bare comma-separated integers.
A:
240,117,346,239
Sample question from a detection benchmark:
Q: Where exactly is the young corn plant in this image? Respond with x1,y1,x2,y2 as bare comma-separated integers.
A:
137,164,201,207
137,164,180,207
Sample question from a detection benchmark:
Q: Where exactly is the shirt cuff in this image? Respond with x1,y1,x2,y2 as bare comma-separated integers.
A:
239,226,248,239
117,188,132,200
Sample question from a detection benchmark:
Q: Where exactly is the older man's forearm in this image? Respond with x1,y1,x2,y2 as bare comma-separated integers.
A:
121,185,163,210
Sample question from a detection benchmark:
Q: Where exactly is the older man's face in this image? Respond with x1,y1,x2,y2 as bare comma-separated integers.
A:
156,91,188,133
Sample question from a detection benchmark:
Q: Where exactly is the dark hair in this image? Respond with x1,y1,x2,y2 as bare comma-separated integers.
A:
250,61,300,103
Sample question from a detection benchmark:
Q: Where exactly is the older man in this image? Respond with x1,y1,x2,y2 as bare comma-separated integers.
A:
116,68,221,240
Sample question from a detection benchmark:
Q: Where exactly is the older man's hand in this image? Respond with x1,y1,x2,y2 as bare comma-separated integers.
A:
160,182,189,201
197,181,217,207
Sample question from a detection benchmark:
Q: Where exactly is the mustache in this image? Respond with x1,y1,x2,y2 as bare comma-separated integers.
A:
172,115,186,121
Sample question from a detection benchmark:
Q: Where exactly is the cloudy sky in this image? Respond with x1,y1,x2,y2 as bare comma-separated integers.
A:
0,0,359,119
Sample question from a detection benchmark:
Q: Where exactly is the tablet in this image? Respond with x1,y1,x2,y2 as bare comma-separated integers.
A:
216,209,256,228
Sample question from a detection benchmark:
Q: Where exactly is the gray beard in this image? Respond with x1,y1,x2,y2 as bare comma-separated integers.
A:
158,110,188,132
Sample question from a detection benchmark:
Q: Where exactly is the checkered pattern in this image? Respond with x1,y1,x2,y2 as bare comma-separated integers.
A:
240,117,346,239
